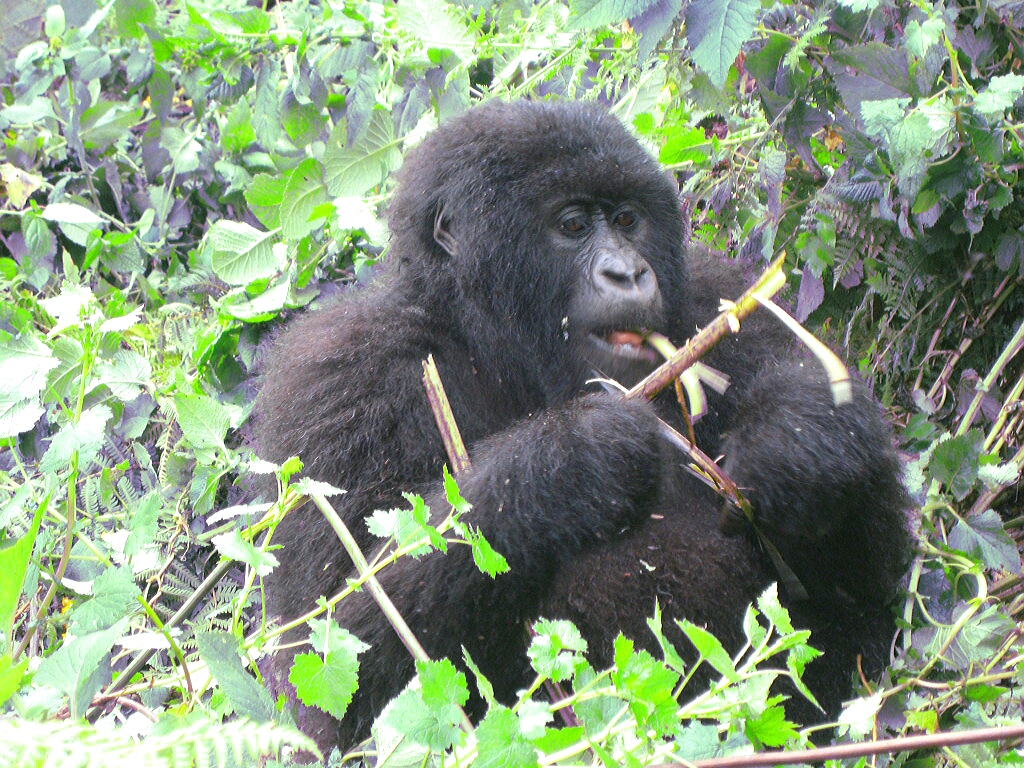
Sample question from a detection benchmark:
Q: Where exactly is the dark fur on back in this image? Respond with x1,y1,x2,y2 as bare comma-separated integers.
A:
256,100,909,753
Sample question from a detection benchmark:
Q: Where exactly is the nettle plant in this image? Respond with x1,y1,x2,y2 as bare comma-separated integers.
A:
0,0,1022,766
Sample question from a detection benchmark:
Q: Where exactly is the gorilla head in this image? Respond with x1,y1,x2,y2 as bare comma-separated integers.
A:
386,101,687,390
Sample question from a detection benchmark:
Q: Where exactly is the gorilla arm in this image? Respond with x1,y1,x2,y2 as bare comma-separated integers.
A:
681,252,907,604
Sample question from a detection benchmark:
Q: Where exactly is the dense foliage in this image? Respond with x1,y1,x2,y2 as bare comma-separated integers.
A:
0,0,1021,766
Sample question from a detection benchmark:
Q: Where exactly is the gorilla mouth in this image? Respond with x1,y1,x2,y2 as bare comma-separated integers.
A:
589,330,660,363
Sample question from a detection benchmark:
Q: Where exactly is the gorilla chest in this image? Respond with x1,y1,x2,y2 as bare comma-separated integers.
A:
540,500,773,661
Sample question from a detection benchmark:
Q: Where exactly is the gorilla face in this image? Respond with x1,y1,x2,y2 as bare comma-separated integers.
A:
554,198,665,386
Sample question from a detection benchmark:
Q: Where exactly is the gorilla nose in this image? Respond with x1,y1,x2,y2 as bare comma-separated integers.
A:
595,250,658,301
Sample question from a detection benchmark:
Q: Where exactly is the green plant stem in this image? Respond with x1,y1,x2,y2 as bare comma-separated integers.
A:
135,595,194,696
13,461,78,662
308,492,473,734
955,319,1024,437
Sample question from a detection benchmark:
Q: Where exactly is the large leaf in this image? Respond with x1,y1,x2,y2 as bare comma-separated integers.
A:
684,0,758,89
324,110,402,198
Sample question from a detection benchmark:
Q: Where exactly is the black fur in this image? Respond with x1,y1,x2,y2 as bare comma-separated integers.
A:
255,100,908,752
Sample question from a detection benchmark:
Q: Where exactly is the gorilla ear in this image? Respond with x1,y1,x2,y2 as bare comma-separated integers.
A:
433,207,458,257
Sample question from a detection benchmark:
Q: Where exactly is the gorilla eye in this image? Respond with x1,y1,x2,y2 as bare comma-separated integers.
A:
613,210,638,229
560,214,589,235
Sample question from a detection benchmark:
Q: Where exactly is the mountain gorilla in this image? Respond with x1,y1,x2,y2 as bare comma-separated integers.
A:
255,100,908,752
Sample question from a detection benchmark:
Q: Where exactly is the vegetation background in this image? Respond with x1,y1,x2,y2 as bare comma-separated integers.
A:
0,0,1021,765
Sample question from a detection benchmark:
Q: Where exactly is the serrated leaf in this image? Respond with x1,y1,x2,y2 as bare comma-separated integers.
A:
95,349,151,401
40,282,97,334
36,618,130,719
745,704,798,747
281,158,329,241
929,432,983,500
39,404,113,472
289,651,359,721
474,706,539,768
0,394,44,439
0,333,59,400
173,392,230,451
974,73,1024,118
387,687,463,752
684,0,759,89
324,110,402,197
568,0,657,30
948,509,1022,573
69,567,142,634
197,631,276,722
211,530,279,576
395,0,476,62
468,526,509,577
418,658,469,713
205,220,281,286
528,619,587,682
679,619,739,682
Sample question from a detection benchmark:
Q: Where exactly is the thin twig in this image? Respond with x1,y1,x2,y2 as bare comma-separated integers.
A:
624,255,786,402
650,722,1024,768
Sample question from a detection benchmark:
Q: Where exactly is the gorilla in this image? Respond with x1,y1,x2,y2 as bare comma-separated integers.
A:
255,99,908,752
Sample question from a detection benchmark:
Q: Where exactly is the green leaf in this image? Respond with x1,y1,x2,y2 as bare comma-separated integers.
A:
974,74,1024,119
289,651,358,721
568,0,655,30
948,509,1022,573
40,203,106,248
837,692,883,739
684,0,759,89
0,333,58,438
528,619,587,682
0,654,29,706
125,491,163,557
366,493,446,555
39,405,113,472
474,706,539,768
173,392,230,451
197,631,276,722
280,158,329,241
611,635,680,732
324,110,402,197
387,686,463,752
679,619,739,682
69,567,142,634
659,126,710,165
745,704,798,747
0,497,45,645
418,658,469,712
211,530,279,576
205,220,281,286
929,431,983,500
443,465,471,514
39,282,96,334
36,618,130,719
395,0,476,63
114,0,157,39
95,349,151,402
467,525,509,577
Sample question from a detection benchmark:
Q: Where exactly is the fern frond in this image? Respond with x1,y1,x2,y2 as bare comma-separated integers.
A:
0,715,317,768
